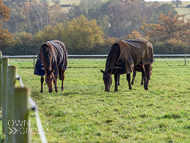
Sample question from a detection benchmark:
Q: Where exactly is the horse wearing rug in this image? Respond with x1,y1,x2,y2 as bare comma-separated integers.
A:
34,40,68,93
101,38,154,92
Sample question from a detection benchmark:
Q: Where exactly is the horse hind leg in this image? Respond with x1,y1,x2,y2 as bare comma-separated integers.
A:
114,73,118,91
59,70,65,91
127,74,132,90
131,70,136,85
41,76,44,93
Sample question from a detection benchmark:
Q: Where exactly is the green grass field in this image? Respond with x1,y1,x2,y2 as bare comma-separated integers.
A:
4,58,190,142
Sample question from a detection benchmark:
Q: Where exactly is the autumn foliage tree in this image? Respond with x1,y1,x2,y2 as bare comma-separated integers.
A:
125,30,143,39
140,11,190,42
140,11,190,53
65,15,104,51
0,1,19,44
35,15,105,53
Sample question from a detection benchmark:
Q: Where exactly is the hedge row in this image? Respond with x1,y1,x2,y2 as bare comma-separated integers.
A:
0,43,190,55
0,44,110,55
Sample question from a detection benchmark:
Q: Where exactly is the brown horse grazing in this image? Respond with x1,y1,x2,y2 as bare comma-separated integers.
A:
101,39,154,92
101,43,132,92
131,65,153,85
34,40,68,93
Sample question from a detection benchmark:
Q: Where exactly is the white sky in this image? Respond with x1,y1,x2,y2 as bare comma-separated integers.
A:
145,0,190,1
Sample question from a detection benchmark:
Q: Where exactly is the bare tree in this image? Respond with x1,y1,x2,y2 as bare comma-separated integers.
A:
51,0,61,5
30,3,47,31
39,0,49,4
172,0,182,8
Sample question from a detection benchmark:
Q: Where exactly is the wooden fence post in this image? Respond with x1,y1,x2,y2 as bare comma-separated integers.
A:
6,66,16,143
13,87,30,143
2,57,8,135
0,51,2,107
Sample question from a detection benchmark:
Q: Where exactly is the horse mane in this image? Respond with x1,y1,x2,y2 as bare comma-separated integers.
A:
105,43,120,73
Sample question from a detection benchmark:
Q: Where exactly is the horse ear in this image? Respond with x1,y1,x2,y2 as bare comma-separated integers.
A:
100,70,104,73
42,43,48,47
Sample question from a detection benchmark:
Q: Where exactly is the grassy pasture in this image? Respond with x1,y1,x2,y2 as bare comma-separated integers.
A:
4,58,190,142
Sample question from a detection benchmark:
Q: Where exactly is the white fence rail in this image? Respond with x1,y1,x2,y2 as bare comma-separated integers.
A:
2,54,190,58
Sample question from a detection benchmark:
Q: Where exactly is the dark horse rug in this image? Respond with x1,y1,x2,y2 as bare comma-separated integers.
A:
115,38,154,74
34,40,68,78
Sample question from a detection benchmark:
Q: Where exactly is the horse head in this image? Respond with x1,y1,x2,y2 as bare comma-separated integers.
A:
45,69,55,93
101,69,112,92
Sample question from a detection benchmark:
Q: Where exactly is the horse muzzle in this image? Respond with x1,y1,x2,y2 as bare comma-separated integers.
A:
49,89,53,93
105,87,110,92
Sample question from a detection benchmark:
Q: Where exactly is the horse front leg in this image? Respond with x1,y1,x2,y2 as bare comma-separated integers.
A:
131,70,136,85
41,76,44,93
117,74,120,86
127,74,132,90
54,76,58,93
145,64,151,85
114,73,118,91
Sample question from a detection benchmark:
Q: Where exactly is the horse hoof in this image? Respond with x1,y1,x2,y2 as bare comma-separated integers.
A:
131,82,134,85
144,87,148,90
114,89,118,92
129,87,132,90
40,90,43,93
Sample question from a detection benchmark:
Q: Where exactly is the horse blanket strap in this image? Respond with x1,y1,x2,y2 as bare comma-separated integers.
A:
115,38,154,74
34,40,68,77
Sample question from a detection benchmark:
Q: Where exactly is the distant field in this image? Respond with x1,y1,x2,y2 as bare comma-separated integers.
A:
50,0,80,5
176,2,190,19
3,58,190,142
62,0,81,4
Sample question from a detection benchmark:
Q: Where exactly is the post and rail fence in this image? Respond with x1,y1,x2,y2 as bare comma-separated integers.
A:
0,51,47,143
2,54,190,66
2,54,190,58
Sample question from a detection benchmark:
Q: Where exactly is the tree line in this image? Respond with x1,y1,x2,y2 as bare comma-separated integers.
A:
0,0,190,55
